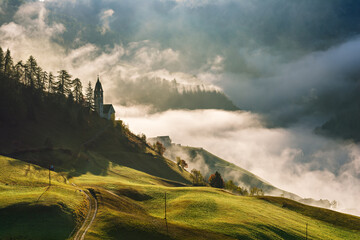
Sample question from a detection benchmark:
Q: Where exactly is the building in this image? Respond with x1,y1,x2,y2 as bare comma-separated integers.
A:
148,136,172,148
94,76,115,121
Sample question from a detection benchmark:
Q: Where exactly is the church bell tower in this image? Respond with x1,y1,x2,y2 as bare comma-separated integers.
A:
94,76,104,117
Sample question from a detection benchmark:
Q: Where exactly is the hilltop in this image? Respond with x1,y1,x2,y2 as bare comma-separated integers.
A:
0,94,191,185
0,87,191,185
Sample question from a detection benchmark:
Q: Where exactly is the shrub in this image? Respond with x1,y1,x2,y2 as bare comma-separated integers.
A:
208,171,224,188
153,141,166,156
190,169,206,186
176,157,188,169
250,187,264,196
225,180,237,192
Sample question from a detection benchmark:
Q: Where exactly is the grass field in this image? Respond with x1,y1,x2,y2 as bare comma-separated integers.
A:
2,152,360,239
69,157,360,240
0,156,87,240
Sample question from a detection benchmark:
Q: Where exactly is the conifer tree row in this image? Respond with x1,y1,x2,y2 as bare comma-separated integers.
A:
0,46,89,106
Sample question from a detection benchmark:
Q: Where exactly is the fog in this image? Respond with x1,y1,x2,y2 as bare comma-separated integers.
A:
121,108,360,216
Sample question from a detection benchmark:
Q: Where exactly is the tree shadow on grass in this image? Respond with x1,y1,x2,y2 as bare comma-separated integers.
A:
0,203,75,240
4,123,191,186
249,224,303,240
209,222,303,240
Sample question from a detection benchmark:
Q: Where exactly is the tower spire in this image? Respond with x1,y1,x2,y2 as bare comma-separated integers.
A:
94,75,103,117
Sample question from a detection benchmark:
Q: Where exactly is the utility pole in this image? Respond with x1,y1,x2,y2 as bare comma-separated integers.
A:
165,192,167,220
49,165,51,187
164,192,169,235
48,165,54,187
306,223,308,240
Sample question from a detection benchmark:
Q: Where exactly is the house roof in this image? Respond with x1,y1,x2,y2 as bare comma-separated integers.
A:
103,104,115,114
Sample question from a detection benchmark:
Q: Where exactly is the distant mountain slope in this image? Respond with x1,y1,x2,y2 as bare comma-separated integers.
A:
115,78,239,111
149,136,297,198
149,137,339,209
172,146,277,191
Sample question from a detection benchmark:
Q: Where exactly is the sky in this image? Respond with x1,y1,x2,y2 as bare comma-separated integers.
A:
1,0,360,215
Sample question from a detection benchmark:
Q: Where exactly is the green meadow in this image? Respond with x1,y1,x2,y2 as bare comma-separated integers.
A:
71,163,360,240
0,156,87,240
2,154,359,240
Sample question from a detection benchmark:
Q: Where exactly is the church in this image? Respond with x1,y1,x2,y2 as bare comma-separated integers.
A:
94,76,115,121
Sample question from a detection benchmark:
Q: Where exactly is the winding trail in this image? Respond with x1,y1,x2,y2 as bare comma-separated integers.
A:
73,188,98,240
71,125,110,240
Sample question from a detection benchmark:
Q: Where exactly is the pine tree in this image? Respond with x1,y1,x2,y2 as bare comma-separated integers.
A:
14,61,24,82
55,70,72,96
4,49,13,76
35,66,44,90
0,47,4,74
72,78,83,103
48,72,54,93
42,71,48,92
26,55,38,88
85,81,94,110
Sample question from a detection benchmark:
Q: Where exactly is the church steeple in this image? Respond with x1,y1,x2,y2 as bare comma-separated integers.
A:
94,75,104,117
92,75,116,120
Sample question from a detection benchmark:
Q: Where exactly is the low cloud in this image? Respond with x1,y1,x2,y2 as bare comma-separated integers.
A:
4,0,360,126
0,2,219,109
218,37,360,125
163,144,211,176
121,108,360,216
0,1,222,107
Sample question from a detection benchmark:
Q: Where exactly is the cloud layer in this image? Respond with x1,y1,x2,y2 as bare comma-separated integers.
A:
2,0,360,124
121,109,360,215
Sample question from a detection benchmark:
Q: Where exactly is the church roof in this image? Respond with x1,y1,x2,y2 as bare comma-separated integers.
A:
103,104,115,114
94,76,103,92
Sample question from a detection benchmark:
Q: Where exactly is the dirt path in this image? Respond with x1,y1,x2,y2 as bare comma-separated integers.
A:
73,189,98,240
102,188,120,199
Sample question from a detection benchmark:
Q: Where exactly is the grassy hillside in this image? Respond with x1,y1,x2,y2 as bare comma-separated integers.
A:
0,155,86,240
2,152,360,239
0,94,191,185
67,157,360,239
